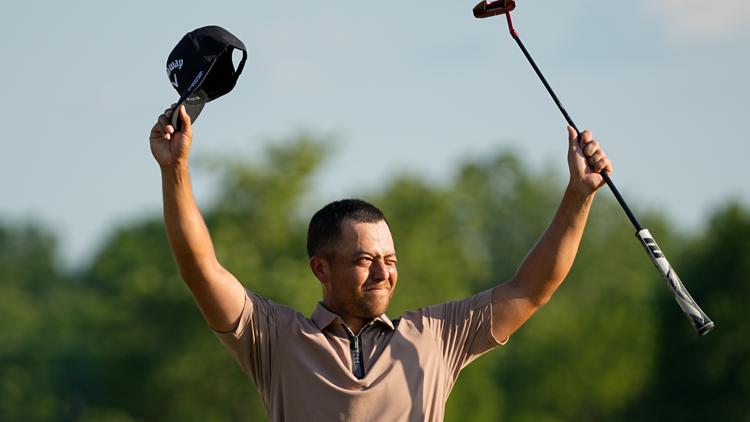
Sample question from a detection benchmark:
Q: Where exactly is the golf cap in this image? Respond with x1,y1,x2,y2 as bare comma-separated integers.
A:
166,25,247,130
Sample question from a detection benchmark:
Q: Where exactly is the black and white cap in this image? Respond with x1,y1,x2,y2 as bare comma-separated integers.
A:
166,25,247,130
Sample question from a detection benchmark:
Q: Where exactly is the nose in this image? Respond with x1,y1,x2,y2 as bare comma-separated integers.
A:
371,259,388,281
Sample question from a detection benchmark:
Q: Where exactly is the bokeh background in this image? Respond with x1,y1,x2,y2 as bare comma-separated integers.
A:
1,1,748,420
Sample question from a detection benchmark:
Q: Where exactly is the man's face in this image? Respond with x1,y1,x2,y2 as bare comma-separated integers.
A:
318,219,398,321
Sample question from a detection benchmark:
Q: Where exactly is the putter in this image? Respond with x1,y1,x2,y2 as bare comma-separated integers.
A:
473,0,714,335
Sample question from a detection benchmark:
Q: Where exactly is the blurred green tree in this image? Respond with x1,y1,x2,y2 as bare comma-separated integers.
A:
1,134,746,421
435,152,664,421
0,223,69,420
626,202,750,421
57,133,331,421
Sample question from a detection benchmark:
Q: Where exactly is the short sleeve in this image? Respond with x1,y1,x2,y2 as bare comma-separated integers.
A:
213,289,281,393
418,288,506,380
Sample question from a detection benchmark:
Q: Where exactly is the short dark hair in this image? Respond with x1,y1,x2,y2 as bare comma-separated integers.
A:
307,199,387,258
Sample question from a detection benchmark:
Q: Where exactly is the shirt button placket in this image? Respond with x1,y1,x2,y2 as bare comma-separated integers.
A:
344,326,366,379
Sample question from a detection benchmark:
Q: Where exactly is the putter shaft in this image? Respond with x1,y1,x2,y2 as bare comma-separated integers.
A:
505,13,643,231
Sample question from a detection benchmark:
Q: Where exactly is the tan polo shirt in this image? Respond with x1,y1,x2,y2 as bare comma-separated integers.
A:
214,288,505,421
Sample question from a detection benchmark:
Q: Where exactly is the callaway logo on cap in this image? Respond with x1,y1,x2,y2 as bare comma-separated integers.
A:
166,25,247,130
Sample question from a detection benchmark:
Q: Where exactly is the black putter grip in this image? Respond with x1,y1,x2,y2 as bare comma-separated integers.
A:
636,229,714,335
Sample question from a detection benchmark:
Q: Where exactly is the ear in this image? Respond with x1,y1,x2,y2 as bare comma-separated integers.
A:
309,256,330,284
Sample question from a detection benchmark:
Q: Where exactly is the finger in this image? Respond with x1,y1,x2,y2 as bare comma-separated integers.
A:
588,150,607,169
150,119,166,140
584,140,600,157
567,125,578,145
161,104,179,137
178,105,193,135
592,159,611,174
590,155,613,174
579,129,593,146
149,122,162,139
164,103,178,118
158,114,175,136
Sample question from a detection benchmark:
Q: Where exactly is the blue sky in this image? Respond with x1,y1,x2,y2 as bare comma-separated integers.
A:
2,1,748,267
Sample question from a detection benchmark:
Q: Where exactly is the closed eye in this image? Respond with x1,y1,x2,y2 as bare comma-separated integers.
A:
356,257,373,266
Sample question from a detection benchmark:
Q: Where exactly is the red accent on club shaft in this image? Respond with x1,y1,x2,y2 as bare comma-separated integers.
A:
505,11,518,37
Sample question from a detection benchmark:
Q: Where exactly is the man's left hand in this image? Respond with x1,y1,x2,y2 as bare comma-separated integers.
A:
567,126,613,196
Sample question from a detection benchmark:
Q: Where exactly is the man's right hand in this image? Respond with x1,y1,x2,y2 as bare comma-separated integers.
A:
149,105,193,168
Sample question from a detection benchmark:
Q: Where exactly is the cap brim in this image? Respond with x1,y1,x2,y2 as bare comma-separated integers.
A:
171,89,208,131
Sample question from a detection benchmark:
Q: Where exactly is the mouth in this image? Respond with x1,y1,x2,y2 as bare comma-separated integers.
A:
364,284,390,293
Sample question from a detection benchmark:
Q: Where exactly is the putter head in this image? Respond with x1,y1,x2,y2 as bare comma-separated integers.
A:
473,0,516,18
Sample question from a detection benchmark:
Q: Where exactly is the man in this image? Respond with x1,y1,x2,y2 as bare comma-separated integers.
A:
149,106,612,421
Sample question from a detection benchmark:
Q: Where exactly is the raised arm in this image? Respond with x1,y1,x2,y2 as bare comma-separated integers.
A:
149,106,245,332
490,127,612,342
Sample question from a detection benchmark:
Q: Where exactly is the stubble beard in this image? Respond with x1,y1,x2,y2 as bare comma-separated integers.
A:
355,289,392,319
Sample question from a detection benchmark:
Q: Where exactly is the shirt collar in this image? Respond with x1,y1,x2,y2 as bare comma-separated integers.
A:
311,302,395,332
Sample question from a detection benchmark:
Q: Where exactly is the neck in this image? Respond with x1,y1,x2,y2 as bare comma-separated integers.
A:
342,317,368,335
321,302,370,334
